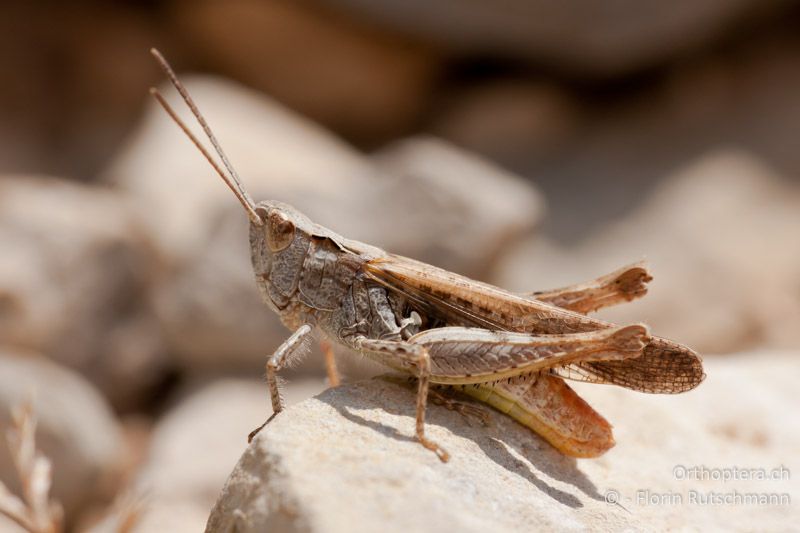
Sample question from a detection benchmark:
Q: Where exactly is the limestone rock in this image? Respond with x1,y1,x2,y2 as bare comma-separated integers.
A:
135,381,270,513
0,175,168,411
106,80,542,372
432,81,580,167
431,33,800,243
493,150,800,354
206,352,798,532
206,378,638,533
130,501,212,533
133,378,326,532
372,136,544,278
0,350,124,521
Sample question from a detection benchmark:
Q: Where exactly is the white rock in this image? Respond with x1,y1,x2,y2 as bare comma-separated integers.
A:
131,500,211,533
432,81,580,165
373,136,544,279
0,175,167,411
206,351,799,532
207,377,638,533
0,350,124,520
133,377,326,532
571,351,799,530
135,380,270,509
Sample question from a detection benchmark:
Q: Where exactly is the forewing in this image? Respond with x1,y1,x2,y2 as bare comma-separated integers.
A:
364,255,597,334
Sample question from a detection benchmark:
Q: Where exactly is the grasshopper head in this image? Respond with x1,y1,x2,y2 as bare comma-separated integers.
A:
248,200,318,299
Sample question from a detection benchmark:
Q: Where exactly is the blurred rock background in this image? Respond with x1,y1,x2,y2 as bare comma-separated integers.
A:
1,0,799,531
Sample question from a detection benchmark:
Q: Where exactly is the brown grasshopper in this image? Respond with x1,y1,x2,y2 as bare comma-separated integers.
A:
149,49,704,462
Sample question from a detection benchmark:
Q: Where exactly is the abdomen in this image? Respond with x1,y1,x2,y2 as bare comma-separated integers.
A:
459,373,615,457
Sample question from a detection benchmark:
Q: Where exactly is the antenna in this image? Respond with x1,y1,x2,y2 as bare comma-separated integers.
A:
148,48,263,226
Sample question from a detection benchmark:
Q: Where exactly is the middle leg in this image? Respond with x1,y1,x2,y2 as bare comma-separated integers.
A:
320,339,341,387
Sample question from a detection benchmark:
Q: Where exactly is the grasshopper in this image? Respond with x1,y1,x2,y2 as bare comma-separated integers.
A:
149,49,704,462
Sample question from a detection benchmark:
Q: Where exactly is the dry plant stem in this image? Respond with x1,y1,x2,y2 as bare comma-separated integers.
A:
320,339,341,387
84,491,146,533
149,49,704,461
0,403,62,533
106,494,145,533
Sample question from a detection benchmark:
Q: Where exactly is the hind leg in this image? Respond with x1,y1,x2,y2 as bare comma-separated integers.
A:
429,387,491,427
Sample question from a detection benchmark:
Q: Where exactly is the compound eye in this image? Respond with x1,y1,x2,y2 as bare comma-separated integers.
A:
266,210,295,251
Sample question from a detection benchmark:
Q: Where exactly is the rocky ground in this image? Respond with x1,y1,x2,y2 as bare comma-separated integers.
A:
205,352,799,532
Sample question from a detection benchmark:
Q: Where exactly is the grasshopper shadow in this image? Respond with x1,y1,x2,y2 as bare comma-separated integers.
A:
318,378,605,509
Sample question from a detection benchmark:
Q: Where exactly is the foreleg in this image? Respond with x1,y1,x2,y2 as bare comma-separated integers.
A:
248,324,313,443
